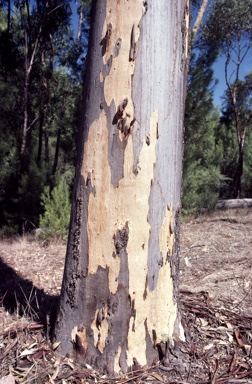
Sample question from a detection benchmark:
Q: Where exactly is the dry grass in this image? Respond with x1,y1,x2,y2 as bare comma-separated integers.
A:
0,209,252,383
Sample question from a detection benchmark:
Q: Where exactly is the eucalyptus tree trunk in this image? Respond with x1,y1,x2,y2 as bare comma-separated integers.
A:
54,0,189,375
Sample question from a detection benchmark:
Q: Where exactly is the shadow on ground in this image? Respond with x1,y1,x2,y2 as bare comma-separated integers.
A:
0,256,59,325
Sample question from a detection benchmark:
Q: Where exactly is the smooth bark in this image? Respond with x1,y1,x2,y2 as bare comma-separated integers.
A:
54,0,189,375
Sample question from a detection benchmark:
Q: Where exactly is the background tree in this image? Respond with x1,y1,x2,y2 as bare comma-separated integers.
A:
0,0,89,233
201,0,252,198
218,73,252,198
182,1,225,213
54,0,189,374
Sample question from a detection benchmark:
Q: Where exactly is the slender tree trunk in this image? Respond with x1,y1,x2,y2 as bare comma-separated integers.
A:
192,0,209,38
233,142,244,198
44,127,49,164
54,0,189,375
21,74,30,156
37,107,44,164
52,89,68,173
52,124,61,173
7,0,11,33
52,5,84,174
37,73,47,164
38,52,50,165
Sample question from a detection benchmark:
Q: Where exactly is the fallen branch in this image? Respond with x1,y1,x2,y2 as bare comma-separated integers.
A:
216,199,252,209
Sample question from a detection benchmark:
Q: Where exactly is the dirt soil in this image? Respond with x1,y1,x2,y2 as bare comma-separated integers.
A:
0,209,252,383
180,208,252,314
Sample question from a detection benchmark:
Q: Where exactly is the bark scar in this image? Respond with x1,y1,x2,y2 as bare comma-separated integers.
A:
112,99,134,139
129,25,137,61
113,38,122,58
101,23,112,56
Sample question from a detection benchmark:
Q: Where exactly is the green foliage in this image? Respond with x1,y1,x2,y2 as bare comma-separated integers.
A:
221,74,252,137
0,147,19,228
183,107,226,214
182,47,226,214
39,177,71,239
242,130,252,196
0,1,87,234
201,0,252,53
18,160,48,228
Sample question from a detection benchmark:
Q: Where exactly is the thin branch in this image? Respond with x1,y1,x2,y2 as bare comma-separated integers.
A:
224,47,241,145
240,43,250,65
235,38,241,85
47,4,64,17
76,2,83,46
26,116,39,132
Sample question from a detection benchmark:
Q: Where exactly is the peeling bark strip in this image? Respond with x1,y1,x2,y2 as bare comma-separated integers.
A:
54,0,188,375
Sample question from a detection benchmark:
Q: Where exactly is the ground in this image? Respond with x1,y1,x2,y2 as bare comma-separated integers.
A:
180,208,252,314
0,209,252,383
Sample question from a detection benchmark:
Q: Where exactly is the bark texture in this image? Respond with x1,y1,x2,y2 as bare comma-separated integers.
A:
54,0,188,374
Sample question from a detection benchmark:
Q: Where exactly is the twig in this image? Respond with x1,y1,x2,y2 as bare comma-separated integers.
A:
211,359,219,384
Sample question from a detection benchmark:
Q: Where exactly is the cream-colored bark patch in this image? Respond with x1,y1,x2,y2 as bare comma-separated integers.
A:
83,108,158,290
127,256,177,362
101,1,143,114
90,310,99,349
91,307,109,353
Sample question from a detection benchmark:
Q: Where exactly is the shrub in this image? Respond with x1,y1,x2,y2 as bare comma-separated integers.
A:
39,177,71,240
